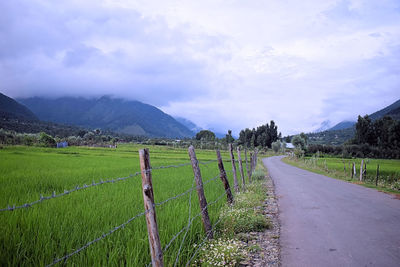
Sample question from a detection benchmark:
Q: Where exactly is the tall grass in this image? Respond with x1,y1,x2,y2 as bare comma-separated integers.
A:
0,144,240,266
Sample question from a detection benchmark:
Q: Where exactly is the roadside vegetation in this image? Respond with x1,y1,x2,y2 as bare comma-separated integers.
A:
284,155,400,194
194,160,271,266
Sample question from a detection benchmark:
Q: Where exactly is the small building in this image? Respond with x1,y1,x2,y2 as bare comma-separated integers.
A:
286,143,295,149
56,141,68,148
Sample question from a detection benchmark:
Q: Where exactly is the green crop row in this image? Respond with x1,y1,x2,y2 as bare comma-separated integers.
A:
0,144,248,266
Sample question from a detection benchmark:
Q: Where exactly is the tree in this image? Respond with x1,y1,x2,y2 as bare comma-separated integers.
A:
225,130,234,144
195,130,216,141
271,141,281,153
291,135,306,150
38,132,56,147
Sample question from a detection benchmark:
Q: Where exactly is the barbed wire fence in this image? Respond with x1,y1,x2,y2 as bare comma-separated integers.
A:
2,145,257,266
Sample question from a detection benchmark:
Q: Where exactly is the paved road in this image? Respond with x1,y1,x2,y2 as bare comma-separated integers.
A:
263,156,400,267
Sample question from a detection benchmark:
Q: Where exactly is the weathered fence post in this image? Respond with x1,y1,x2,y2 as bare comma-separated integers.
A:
188,146,213,239
216,150,234,204
359,160,364,182
364,162,367,180
139,149,164,267
375,164,380,186
229,144,239,192
237,147,246,190
249,152,254,178
352,162,356,179
245,149,251,182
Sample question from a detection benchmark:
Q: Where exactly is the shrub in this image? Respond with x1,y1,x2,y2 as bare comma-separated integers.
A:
195,238,247,266
251,169,265,181
38,132,56,147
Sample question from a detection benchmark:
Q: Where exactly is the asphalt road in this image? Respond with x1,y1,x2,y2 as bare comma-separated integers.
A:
263,156,400,267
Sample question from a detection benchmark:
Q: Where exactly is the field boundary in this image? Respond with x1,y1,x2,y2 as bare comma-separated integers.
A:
1,145,259,266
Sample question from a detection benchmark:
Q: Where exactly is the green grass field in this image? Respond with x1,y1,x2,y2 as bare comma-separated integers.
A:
284,156,400,192
0,144,246,266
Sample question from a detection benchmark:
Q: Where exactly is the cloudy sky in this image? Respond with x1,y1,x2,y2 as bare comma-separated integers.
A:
1,0,400,135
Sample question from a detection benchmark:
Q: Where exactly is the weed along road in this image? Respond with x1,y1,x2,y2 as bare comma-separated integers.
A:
263,156,400,267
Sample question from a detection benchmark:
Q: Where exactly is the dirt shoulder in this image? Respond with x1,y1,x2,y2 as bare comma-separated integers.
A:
242,173,281,266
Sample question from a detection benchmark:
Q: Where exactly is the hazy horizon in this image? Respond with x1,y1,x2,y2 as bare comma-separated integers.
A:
1,0,400,136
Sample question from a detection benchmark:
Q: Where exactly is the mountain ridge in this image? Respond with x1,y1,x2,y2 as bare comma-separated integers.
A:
18,96,194,138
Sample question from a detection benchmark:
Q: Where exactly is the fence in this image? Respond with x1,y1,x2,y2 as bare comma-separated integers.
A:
1,145,259,266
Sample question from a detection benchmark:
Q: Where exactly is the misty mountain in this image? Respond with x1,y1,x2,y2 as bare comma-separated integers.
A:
328,121,356,131
314,120,332,132
18,96,194,138
174,117,202,133
369,99,400,121
0,92,38,121
307,98,400,145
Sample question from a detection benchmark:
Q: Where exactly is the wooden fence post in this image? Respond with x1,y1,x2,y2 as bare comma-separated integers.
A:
139,149,164,267
237,147,246,190
188,146,213,239
245,149,251,183
216,150,234,204
375,164,380,186
249,152,254,177
352,162,356,179
229,144,239,192
359,160,364,182
364,162,367,180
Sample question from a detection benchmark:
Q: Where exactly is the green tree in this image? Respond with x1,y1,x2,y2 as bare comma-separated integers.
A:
291,135,306,150
271,141,281,153
225,130,234,144
38,132,56,147
195,130,216,141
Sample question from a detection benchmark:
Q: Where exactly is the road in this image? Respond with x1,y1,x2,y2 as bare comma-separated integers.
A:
263,156,400,267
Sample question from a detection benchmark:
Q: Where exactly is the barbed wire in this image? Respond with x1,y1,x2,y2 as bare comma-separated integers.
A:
174,177,195,267
0,172,142,212
46,208,150,267
185,217,223,267
1,160,220,212
158,187,230,266
154,173,220,207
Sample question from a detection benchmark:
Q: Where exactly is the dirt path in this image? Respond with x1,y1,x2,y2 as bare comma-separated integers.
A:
263,156,400,267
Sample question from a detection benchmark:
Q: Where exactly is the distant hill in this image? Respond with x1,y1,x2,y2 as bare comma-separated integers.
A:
328,121,355,131
19,96,193,138
369,99,400,121
0,92,38,121
307,98,400,145
175,117,202,134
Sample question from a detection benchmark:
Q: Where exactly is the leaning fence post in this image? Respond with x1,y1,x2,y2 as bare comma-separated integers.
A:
139,149,164,267
216,150,234,204
359,160,364,182
237,147,246,190
375,164,380,186
229,144,239,192
188,146,213,239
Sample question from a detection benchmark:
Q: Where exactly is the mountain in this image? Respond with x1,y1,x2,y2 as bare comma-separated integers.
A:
0,92,38,121
369,99,400,121
328,121,356,131
174,117,202,134
314,120,332,132
18,96,193,138
307,98,400,145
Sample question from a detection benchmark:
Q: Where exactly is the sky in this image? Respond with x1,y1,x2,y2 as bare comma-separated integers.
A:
1,0,400,136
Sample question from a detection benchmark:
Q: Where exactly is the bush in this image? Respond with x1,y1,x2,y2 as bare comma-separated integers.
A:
38,132,56,147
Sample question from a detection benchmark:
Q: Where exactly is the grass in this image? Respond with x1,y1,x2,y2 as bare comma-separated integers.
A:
283,155,400,194
0,144,246,266
195,160,271,266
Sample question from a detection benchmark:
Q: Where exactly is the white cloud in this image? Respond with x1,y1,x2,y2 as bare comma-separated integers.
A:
1,0,400,135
